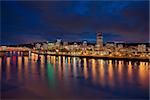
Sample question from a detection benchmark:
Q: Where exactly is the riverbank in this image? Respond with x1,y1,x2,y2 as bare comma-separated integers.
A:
1,50,149,62
32,51,150,62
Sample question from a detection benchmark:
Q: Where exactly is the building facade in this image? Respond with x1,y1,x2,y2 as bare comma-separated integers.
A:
96,32,103,49
138,44,146,52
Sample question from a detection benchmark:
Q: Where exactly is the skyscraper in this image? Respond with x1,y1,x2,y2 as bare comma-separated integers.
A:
96,32,103,49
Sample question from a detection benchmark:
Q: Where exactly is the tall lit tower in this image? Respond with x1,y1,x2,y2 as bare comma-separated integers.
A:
96,32,103,49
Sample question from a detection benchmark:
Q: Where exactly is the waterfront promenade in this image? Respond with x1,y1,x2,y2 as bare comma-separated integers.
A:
0,47,149,62
32,51,150,62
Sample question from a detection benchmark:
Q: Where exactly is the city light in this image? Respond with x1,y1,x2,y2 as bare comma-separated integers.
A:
0,32,149,61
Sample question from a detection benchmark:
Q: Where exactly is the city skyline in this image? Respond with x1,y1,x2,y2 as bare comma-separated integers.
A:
0,1,149,99
1,1,149,45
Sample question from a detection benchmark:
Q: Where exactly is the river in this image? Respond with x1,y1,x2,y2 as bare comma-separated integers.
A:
0,52,149,99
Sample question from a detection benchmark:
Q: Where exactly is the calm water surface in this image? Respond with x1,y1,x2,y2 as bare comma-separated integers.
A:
0,52,149,99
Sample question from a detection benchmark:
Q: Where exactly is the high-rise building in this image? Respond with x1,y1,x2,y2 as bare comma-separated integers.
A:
96,32,103,49
83,40,87,46
56,39,62,46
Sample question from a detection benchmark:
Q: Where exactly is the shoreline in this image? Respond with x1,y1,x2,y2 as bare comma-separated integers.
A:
0,50,149,62
32,51,150,62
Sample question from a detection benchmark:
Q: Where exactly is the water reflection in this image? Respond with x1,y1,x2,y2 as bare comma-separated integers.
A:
18,57,22,81
47,60,55,88
6,57,11,81
1,53,149,99
24,57,29,80
68,57,71,77
98,59,105,87
73,57,77,78
91,59,96,83
0,58,1,80
139,62,149,88
62,56,68,80
83,58,88,79
108,60,114,87
118,61,123,86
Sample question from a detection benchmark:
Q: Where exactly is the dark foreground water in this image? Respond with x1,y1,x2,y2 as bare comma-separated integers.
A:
0,53,149,100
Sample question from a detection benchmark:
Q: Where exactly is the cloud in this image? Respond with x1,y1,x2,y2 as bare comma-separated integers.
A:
1,1,149,44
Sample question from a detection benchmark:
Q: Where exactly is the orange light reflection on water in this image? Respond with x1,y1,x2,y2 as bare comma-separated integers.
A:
0,58,2,80
53,56,56,73
40,55,45,80
73,57,77,77
118,61,123,85
139,62,149,88
6,57,11,81
18,57,22,81
91,59,96,83
83,58,88,79
108,60,114,87
1,54,149,94
98,59,105,86
68,57,71,76
58,56,62,79
24,57,29,80
128,61,132,83
63,56,67,79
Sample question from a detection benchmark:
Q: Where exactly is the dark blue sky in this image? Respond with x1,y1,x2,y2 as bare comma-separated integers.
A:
1,1,149,45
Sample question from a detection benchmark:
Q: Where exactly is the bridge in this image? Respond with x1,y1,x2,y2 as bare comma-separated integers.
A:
0,47,31,57
0,47,149,62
